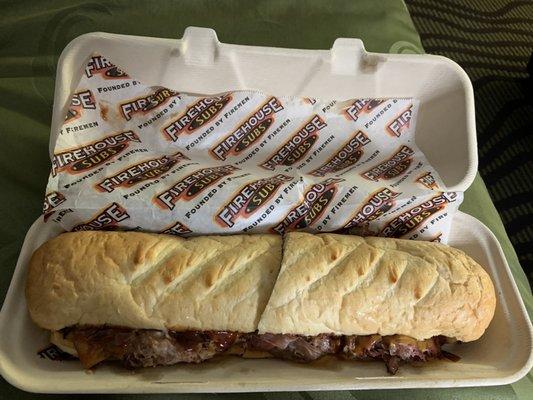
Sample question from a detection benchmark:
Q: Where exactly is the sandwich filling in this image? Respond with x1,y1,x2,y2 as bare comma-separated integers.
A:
59,326,459,374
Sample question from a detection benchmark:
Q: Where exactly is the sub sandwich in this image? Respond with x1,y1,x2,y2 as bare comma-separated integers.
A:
26,231,496,374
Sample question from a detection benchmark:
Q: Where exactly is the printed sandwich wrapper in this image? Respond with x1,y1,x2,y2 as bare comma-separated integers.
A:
43,54,462,243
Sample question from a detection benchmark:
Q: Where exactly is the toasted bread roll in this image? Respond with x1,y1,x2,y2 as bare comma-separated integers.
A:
258,232,496,342
26,231,282,333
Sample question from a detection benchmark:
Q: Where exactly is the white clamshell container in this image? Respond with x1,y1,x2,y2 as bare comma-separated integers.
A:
0,212,531,393
1,27,530,393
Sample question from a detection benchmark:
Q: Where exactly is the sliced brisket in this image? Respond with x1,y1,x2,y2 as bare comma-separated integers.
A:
65,326,457,373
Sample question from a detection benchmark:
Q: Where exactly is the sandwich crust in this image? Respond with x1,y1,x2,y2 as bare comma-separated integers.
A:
26,231,282,332
257,232,496,342
27,231,496,343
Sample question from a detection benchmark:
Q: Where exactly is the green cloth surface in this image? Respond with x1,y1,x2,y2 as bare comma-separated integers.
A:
0,0,531,398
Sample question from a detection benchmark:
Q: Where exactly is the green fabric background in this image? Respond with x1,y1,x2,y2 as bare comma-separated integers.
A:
0,0,531,398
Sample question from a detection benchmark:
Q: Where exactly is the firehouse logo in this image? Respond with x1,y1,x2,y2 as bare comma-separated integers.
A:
344,99,384,122
96,152,189,193
154,165,238,210
362,145,415,181
64,90,96,123
121,88,178,121
309,131,371,177
387,104,412,137
42,191,66,221
163,94,233,141
211,97,284,160
343,188,400,229
273,178,343,234
72,203,130,231
260,115,326,170
85,55,128,79
416,172,439,190
216,174,293,228
380,192,458,237
161,221,192,235
38,344,76,361
52,131,140,176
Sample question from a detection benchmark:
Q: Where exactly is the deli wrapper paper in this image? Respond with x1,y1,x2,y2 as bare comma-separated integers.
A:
43,54,462,243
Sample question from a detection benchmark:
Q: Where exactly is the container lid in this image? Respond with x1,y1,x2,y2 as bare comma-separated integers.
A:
50,27,477,192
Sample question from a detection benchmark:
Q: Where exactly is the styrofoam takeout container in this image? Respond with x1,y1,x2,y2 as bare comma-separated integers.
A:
0,212,531,392
0,28,531,392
